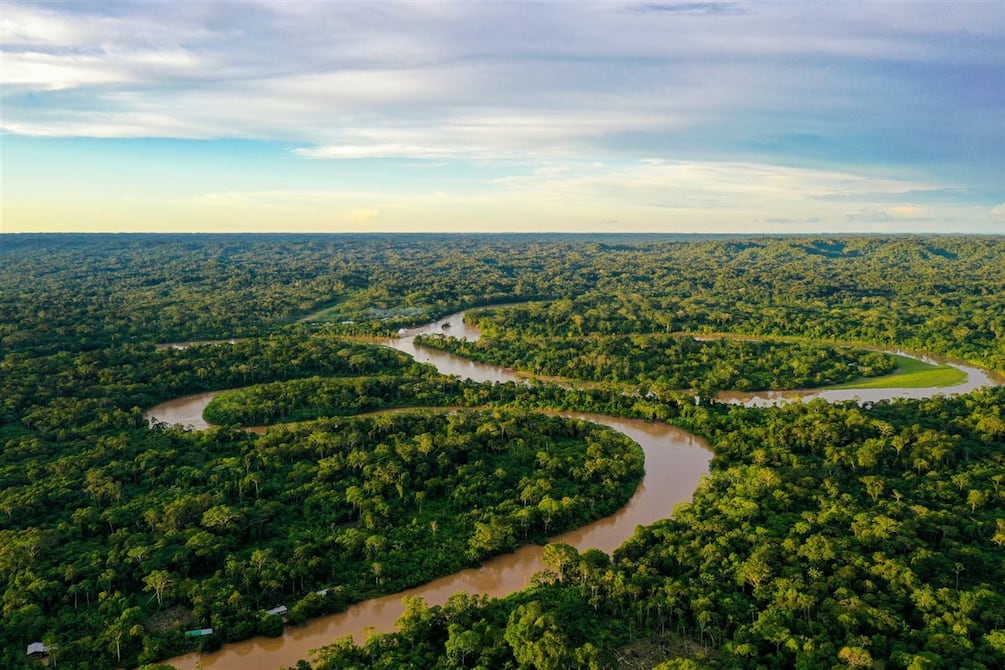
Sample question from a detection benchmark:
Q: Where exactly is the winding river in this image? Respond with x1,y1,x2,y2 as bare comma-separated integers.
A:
149,310,1000,670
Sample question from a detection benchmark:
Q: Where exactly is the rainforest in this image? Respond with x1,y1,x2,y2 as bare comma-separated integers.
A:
1,234,1004,670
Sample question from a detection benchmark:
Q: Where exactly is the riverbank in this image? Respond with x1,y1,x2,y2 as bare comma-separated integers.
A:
833,353,966,389
150,307,1002,669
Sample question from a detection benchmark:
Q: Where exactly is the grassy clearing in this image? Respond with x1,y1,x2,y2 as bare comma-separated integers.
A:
834,354,966,389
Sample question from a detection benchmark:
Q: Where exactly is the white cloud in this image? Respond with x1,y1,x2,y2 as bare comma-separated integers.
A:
350,207,382,222
1,3,227,54
492,160,931,209
2,51,132,90
292,108,681,161
295,144,458,160
2,0,1002,234
265,68,467,106
179,159,947,231
1,112,214,139
1,4,118,47
5,0,1000,144
885,205,926,219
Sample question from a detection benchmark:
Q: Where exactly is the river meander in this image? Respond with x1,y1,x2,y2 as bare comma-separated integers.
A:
147,309,1000,670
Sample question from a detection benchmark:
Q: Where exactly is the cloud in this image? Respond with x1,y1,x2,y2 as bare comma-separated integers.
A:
351,207,382,222
1,48,210,91
628,2,745,16
2,51,135,90
295,144,452,160
812,188,979,204
289,109,680,161
486,159,944,231
2,0,1003,234
990,204,1005,219
760,217,822,225
1,4,139,47
886,205,926,219
0,112,214,139
4,0,1002,149
846,206,932,224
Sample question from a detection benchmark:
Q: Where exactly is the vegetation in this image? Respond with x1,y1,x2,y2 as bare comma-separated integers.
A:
1,392,642,668
2,335,423,436
310,388,1005,670
4,234,1004,373
1,233,1003,669
835,354,967,390
203,375,466,425
415,332,896,392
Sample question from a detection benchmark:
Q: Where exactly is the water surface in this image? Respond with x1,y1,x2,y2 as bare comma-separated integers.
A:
153,310,711,669
151,308,1000,669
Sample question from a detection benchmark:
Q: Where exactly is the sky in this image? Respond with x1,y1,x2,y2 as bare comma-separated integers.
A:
1,0,1003,234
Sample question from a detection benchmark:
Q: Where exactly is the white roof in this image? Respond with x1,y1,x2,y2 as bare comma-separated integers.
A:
185,628,214,636
27,642,48,655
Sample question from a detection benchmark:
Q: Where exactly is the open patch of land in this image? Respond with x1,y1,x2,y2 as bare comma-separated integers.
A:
834,353,967,389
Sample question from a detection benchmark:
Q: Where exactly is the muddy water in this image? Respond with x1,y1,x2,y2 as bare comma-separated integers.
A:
384,310,1002,406
152,310,713,670
381,310,522,383
717,349,1002,407
147,390,220,430
150,308,1000,670
161,414,709,670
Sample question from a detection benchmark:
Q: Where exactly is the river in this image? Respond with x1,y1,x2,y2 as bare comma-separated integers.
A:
148,309,999,670
718,346,1000,407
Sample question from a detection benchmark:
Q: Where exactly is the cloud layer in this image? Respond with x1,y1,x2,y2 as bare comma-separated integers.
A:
2,0,1003,232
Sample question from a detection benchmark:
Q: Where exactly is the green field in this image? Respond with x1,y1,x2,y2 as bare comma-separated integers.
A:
834,354,966,389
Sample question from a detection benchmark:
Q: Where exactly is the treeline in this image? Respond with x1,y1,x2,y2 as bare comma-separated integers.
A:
415,332,895,391
0,234,579,355
307,387,1005,670
455,238,1005,374
2,335,422,438
4,235,1004,375
0,404,642,669
3,234,1004,669
203,375,468,425
0,318,688,670
205,374,701,429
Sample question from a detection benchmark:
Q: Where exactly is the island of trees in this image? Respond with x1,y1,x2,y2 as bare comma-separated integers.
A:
1,233,1003,669
414,331,896,392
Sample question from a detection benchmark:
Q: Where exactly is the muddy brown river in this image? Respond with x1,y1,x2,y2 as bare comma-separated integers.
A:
146,310,999,670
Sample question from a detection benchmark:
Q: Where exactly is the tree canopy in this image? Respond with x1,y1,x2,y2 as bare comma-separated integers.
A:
1,233,1002,669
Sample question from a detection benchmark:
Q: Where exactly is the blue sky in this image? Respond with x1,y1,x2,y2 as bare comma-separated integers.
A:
2,0,1003,233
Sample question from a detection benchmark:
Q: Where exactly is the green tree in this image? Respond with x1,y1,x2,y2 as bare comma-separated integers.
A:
504,601,569,670
143,570,173,607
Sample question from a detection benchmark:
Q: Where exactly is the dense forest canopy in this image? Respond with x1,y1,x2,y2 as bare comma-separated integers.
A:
309,387,1005,670
3,234,1003,369
1,233,1003,669
414,332,896,392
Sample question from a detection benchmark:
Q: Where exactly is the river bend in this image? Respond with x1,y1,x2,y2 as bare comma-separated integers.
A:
148,309,999,670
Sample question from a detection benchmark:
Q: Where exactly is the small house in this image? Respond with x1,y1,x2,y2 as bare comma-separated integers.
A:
265,605,288,617
26,642,49,659
184,628,214,638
